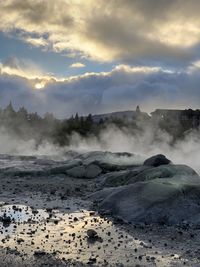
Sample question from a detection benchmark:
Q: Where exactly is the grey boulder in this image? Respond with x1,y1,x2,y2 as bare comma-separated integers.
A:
67,164,102,178
91,164,200,225
143,154,171,167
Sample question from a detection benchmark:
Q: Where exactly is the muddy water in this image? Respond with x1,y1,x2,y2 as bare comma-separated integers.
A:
0,198,159,266
0,194,196,267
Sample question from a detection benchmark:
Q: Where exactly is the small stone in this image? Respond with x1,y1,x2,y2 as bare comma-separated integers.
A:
87,229,98,238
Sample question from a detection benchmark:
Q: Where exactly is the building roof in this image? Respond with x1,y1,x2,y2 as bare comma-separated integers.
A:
151,109,183,115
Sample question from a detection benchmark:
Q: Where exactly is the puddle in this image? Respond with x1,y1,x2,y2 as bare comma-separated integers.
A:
0,205,49,224
0,197,183,266
0,199,150,266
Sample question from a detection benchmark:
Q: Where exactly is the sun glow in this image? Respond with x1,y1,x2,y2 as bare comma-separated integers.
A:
34,82,45,90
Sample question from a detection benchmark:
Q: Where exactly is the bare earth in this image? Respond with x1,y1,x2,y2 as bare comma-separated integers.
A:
0,153,199,267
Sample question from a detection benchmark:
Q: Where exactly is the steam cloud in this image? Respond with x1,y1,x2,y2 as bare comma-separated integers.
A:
67,124,200,173
0,122,199,174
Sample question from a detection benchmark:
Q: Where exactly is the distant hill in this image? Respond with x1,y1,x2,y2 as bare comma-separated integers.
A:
92,106,150,122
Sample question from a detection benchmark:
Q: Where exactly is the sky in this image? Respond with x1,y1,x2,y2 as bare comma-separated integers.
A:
1,0,200,118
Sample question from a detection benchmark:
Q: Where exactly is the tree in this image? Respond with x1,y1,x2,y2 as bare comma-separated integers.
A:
17,107,28,120
4,101,15,117
74,113,79,122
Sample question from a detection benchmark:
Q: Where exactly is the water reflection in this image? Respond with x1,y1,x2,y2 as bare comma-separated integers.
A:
0,200,139,266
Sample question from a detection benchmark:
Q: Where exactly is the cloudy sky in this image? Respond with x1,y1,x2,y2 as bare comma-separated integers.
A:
1,0,200,117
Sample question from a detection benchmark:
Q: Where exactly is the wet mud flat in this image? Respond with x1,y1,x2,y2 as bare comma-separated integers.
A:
0,153,199,266
0,196,199,267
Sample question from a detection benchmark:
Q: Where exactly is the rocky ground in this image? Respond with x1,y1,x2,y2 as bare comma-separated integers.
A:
0,151,199,266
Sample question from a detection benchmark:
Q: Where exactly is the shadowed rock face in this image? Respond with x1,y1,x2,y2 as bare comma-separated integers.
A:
100,164,197,187
143,154,171,167
90,154,200,225
94,176,200,225
66,164,102,179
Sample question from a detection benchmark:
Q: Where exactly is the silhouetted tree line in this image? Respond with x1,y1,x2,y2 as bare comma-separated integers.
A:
0,102,141,146
0,102,60,145
0,102,199,147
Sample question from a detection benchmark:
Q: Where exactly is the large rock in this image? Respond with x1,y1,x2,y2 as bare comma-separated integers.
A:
143,154,171,167
66,164,102,178
100,164,197,187
85,164,102,178
75,151,142,172
91,164,200,225
49,159,82,175
100,166,150,187
126,164,197,185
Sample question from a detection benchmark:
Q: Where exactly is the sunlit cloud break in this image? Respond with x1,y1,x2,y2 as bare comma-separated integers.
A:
0,1,200,116
0,0,200,63
70,62,85,68
0,62,200,118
